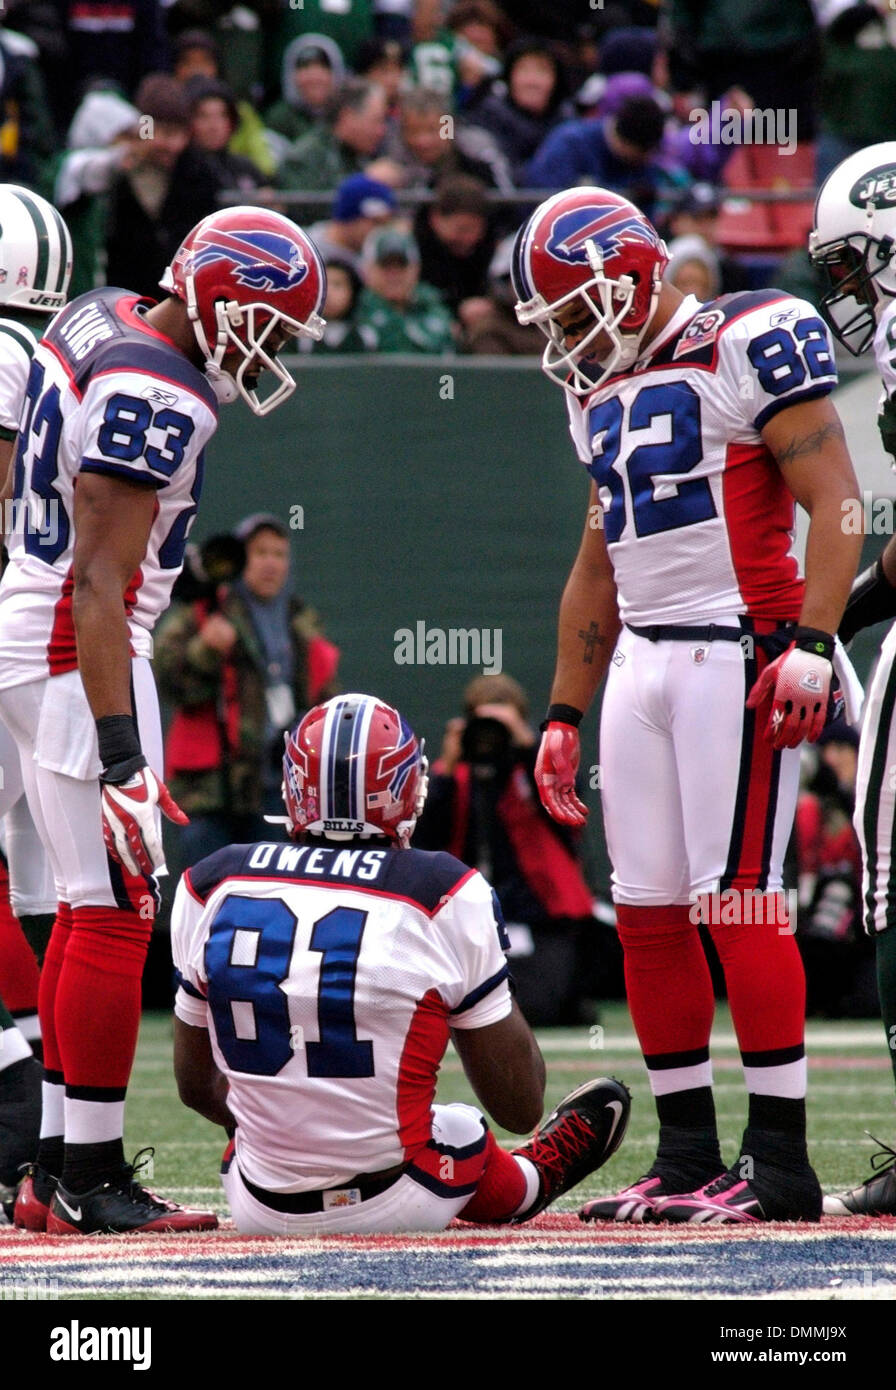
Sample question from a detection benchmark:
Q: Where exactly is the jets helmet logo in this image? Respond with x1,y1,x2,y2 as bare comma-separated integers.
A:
545,205,660,266
191,228,309,293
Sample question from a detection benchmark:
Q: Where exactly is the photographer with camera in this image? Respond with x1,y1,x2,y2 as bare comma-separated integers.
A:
154,513,340,867
414,674,609,1025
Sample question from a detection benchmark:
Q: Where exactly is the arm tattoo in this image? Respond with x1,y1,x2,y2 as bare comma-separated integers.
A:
775,419,845,468
577,621,606,664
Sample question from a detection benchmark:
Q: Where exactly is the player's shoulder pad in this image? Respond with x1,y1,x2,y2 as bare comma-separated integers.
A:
653,290,804,369
185,844,257,903
714,289,823,339
46,288,218,414
0,315,38,362
383,848,479,916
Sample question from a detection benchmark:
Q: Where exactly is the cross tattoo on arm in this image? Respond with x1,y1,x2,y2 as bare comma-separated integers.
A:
578,621,605,665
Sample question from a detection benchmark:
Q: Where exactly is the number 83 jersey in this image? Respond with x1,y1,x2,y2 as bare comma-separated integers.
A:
0,288,218,687
566,290,838,626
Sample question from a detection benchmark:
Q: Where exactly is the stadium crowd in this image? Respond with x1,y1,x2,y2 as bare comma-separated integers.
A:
0,0,892,350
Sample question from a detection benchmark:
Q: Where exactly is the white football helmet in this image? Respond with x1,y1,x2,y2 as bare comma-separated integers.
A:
810,143,896,355
0,184,72,315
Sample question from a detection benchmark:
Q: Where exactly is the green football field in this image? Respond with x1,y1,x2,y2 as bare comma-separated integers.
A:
125,1003,895,1213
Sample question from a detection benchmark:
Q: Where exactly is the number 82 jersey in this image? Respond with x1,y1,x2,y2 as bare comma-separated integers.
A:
567,290,839,626
0,288,218,687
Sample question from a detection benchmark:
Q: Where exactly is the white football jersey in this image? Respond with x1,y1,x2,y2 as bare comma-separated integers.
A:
566,291,839,626
172,840,513,1192
873,298,896,405
0,288,218,687
0,314,37,436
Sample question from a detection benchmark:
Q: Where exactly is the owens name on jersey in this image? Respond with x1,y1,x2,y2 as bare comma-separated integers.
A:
566,290,838,627
0,288,218,686
172,840,512,1192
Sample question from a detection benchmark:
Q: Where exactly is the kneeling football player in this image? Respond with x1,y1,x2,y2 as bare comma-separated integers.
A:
171,693,630,1233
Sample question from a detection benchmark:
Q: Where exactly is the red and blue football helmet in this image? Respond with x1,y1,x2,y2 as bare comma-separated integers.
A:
512,187,669,394
283,694,429,848
161,205,326,416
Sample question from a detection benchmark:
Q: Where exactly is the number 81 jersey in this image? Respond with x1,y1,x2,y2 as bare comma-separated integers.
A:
567,290,839,626
171,841,512,1191
0,288,218,687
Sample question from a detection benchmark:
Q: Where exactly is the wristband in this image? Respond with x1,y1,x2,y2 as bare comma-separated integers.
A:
793,627,835,663
99,754,148,786
540,703,584,733
96,713,142,771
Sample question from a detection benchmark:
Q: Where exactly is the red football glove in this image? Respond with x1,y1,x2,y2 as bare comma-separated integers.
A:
100,763,189,876
535,721,588,825
746,642,833,749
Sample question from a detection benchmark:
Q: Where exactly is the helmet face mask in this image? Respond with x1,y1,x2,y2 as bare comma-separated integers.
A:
809,230,893,356
210,303,313,416
161,206,327,414
512,187,668,396
282,694,429,849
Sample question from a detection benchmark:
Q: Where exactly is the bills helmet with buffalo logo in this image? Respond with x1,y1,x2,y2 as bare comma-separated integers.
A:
161,206,326,415
810,142,896,355
512,187,669,394
282,694,429,847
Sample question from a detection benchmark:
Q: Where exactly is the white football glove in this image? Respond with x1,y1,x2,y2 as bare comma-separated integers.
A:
100,763,188,877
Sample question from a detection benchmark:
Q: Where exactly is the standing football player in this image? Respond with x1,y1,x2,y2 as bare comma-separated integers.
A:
0,185,72,1216
172,692,632,1234
0,204,329,1234
514,187,862,1223
810,142,896,1216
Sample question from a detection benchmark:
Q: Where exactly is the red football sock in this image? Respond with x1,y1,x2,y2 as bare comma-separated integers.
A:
615,904,715,1056
456,1129,529,1223
707,898,806,1055
38,903,73,1077
0,862,39,1014
54,907,153,1090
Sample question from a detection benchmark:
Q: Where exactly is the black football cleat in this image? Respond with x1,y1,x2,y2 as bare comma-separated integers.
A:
823,1136,896,1216
512,1077,631,1220
46,1148,218,1235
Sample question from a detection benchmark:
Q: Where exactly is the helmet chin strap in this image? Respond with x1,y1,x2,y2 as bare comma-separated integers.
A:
181,270,240,403
203,359,239,405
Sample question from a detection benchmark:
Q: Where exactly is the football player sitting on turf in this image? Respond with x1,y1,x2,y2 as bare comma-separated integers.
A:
171,692,631,1234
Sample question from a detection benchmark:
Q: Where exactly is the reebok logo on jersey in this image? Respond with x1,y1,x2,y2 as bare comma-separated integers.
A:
141,386,179,406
